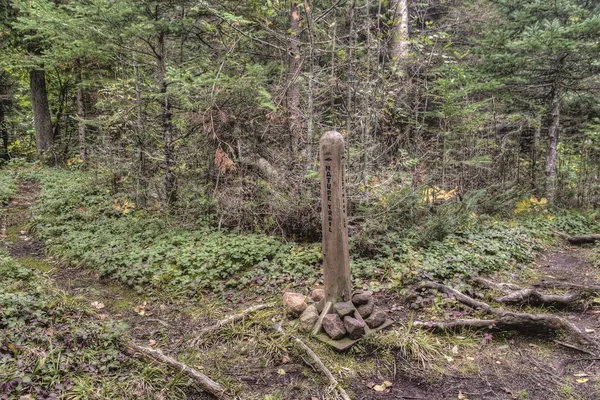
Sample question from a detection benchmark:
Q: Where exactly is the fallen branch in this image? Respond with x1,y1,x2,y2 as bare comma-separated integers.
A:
190,303,271,346
273,324,351,400
417,281,598,348
123,341,232,399
420,281,495,314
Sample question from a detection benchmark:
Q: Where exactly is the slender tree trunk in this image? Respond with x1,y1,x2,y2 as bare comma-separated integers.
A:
545,88,560,203
30,69,53,155
76,59,86,167
0,105,7,160
133,58,147,208
531,113,541,194
390,0,409,63
286,1,302,156
157,32,177,206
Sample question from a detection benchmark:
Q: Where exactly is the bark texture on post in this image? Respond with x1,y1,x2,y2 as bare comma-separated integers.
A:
320,131,351,304
30,69,53,155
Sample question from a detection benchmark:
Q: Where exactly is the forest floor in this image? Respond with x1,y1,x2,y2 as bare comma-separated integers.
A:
2,178,600,399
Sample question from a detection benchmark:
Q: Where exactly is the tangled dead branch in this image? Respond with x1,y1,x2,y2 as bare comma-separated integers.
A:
189,303,272,347
416,281,598,349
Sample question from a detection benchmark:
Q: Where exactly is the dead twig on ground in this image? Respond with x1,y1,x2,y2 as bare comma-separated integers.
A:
272,323,352,400
123,341,233,399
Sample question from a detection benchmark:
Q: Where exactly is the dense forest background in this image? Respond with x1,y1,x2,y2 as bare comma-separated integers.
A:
1,0,599,245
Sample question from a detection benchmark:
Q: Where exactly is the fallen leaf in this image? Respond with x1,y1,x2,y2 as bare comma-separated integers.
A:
574,373,589,377
585,328,595,333
366,382,375,389
576,378,589,384
452,345,459,354
277,368,286,376
91,301,105,310
383,381,393,388
444,355,454,362
373,385,386,392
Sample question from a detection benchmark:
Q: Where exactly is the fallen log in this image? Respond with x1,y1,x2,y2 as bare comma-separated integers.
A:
123,341,232,399
553,230,600,245
567,234,600,245
417,282,598,348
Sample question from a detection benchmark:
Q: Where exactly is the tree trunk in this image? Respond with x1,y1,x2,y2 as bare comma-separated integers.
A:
76,59,86,166
133,58,148,208
390,0,409,63
286,1,302,155
157,32,177,206
30,69,53,155
0,104,7,160
544,88,560,203
0,68,9,160
531,113,541,194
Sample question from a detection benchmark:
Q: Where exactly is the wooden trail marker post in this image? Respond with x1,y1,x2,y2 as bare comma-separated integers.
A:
312,131,393,349
320,131,352,304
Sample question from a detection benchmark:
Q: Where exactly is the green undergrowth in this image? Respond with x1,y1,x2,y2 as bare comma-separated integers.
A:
0,172,17,204
0,251,191,399
31,169,322,295
29,168,600,297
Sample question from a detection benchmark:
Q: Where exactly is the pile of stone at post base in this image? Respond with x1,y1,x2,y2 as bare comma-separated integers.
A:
283,288,387,341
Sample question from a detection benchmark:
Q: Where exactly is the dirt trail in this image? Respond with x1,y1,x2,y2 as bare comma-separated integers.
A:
3,179,600,399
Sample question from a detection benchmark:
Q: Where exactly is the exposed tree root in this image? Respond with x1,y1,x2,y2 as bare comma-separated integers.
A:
272,323,352,400
534,280,600,292
417,281,598,348
476,277,587,307
496,288,582,307
123,341,233,399
190,303,272,346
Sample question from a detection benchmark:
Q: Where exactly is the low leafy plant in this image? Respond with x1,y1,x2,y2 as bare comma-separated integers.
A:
0,251,191,399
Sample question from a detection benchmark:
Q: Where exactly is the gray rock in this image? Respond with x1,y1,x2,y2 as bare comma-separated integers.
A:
365,308,387,328
343,316,366,340
299,305,319,332
311,288,325,302
357,297,375,318
316,298,325,313
333,301,355,318
283,292,307,316
323,314,346,340
352,290,372,306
